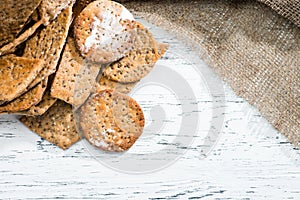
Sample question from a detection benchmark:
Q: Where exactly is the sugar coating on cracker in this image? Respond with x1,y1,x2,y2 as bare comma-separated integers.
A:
74,0,136,63
84,10,133,51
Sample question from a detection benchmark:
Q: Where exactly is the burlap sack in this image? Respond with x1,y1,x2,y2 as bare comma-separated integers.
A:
258,0,300,27
122,0,300,148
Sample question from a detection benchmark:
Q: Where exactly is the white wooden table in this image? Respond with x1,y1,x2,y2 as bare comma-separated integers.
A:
0,18,299,200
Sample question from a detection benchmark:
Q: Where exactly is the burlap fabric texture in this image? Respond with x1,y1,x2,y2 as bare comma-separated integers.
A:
121,0,300,148
258,0,300,27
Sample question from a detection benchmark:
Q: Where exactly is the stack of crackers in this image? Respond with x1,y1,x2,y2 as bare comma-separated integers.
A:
0,0,168,151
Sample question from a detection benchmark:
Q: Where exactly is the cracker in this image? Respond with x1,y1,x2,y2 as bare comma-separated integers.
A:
78,90,145,152
50,37,100,107
24,6,73,88
95,74,137,94
74,0,136,63
31,9,40,22
20,100,80,150
103,22,169,83
18,91,57,116
0,20,45,56
0,55,44,102
0,0,42,47
0,79,48,114
73,0,96,17
39,0,75,25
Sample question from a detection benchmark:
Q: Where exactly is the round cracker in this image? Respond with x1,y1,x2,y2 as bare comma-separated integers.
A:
78,90,145,152
74,0,136,64
95,74,137,94
103,22,169,83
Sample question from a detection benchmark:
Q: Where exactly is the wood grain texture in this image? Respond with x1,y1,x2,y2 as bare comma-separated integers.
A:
0,18,299,200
